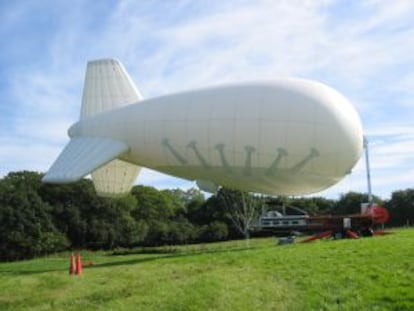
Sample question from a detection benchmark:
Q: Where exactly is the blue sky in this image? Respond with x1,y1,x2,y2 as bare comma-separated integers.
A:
1,0,414,199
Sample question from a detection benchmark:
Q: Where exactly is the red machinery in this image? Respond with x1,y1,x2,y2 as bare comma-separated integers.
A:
256,204,390,242
301,205,390,242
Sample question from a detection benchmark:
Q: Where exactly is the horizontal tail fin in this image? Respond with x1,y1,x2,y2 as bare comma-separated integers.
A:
42,137,129,183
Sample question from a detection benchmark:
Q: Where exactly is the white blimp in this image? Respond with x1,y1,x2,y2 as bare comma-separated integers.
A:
43,59,363,197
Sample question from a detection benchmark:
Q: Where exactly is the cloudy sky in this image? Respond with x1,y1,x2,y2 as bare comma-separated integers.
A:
1,0,413,199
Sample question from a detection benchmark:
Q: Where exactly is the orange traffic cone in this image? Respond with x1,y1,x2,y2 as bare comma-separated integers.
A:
75,253,83,276
69,253,76,275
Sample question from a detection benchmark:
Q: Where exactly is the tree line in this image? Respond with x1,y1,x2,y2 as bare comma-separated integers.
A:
0,171,413,261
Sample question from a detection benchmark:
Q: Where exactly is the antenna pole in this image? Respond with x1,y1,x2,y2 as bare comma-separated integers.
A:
363,136,373,206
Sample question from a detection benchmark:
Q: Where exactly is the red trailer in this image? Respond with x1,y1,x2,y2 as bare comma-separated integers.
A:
256,205,390,242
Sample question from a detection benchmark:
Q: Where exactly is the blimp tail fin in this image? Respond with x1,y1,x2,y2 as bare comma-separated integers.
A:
43,60,142,197
80,58,143,119
91,160,140,198
77,59,142,197
42,137,130,184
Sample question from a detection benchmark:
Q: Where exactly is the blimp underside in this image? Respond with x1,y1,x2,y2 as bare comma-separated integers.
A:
43,59,363,197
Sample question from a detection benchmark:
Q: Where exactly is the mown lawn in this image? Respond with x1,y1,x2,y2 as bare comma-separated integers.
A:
0,229,413,310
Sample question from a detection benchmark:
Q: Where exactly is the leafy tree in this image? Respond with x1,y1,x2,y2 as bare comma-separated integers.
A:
217,188,263,239
131,186,177,220
167,216,197,244
131,186,187,245
113,195,148,247
334,191,383,215
386,189,414,226
186,195,223,226
265,196,335,215
41,180,149,250
0,172,67,260
198,221,228,242
296,197,335,214
39,180,93,248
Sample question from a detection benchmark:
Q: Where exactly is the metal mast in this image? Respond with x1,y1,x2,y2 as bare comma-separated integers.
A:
363,136,373,206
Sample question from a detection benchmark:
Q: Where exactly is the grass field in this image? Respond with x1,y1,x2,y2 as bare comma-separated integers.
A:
0,229,413,311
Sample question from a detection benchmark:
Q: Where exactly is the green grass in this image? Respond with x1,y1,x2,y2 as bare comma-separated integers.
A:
0,229,413,311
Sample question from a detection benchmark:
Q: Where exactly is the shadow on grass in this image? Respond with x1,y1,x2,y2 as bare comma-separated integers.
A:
0,244,262,276
90,245,257,269
0,266,68,275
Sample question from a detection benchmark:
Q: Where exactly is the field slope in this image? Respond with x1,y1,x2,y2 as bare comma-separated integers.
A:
0,229,413,311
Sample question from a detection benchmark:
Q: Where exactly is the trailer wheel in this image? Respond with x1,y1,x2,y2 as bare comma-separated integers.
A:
360,227,374,237
333,232,343,240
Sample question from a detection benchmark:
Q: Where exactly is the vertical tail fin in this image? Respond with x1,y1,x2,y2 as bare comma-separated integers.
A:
81,59,143,118
81,59,141,197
